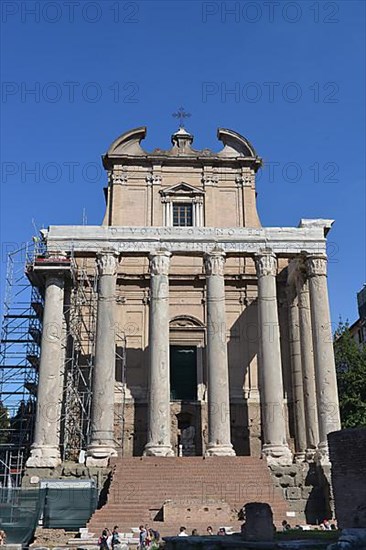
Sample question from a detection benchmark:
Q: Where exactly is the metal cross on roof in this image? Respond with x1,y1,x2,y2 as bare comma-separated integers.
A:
172,107,191,128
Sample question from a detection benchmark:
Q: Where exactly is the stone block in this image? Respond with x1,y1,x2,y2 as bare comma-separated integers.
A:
285,487,301,500
329,429,366,528
279,475,296,488
241,502,275,542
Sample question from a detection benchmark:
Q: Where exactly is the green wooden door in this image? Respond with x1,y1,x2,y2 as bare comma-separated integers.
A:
170,346,197,400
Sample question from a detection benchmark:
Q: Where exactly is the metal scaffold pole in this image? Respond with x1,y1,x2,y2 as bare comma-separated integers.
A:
60,256,97,462
0,243,42,486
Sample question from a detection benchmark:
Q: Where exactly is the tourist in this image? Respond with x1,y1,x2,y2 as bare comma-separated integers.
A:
206,526,213,536
0,530,6,546
217,527,226,535
282,520,291,531
98,529,109,550
191,529,199,536
111,526,121,548
178,526,188,536
148,529,159,549
138,525,147,549
320,519,331,530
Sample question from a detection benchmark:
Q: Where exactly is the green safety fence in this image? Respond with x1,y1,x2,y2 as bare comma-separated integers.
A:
43,485,98,530
0,484,98,545
0,488,44,545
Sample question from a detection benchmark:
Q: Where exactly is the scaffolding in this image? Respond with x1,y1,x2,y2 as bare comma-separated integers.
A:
0,242,128,482
61,260,97,461
0,243,42,486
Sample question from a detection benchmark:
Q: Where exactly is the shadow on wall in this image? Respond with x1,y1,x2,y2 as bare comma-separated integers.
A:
227,295,257,456
304,462,331,524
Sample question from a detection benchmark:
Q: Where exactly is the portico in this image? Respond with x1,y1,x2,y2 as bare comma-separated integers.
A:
26,219,340,467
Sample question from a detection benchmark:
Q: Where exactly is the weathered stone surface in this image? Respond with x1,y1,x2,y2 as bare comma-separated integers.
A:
144,250,174,456
295,265,319,454
329,429,366,529
287,287,307,459
286,487,302,500
306,255,341,458
241,502,275,541
86,251,119,466
255,252,292,466
45,223,329,256
204,249,235,456
26,275,65,468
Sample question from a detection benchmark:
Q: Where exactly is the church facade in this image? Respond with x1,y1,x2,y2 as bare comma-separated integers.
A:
25,126,341,470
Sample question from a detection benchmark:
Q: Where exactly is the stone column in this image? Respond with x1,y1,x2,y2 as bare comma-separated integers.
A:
204,248,235,456
305,254,341,459
295,266,319,458
27,274,65,467
144,249,174,456
287,286,307,461
86,251,118,466
255,251,292,465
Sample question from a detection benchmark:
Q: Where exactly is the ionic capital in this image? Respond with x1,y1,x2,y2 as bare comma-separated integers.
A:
305,254,327,277
254,251,277,278
204,248,226,276
96,251,119,276
149,249,171,276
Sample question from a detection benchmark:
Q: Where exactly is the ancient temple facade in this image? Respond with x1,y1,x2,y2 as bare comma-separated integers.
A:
25,126,341,470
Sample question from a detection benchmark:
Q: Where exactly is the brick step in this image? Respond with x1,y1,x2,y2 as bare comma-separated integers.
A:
102,501,286,509
88,457,289,531
95,505,287,515
112,476,270,479
111,470,265,474
109,488,273,497
110,479,274,485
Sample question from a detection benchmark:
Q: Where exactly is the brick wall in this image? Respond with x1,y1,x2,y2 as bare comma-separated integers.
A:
328,428,366,528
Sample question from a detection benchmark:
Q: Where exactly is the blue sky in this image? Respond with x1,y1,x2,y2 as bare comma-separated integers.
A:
1,0,365,325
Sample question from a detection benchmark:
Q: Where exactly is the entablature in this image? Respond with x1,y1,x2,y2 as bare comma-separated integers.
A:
43,221,330,257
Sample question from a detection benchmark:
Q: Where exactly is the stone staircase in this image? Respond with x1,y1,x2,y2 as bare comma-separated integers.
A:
87,457,289,537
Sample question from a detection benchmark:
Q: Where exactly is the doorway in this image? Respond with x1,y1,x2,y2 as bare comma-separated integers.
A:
170,345,197,401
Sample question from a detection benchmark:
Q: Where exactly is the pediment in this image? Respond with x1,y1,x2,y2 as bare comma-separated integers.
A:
160,182,204,196
170,315,205,329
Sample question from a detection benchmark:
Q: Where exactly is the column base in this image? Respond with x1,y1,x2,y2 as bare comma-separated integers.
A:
294,451,306,463
205,443,236,457
143,443,175,457
86,444,117,467
262,444,293,466
26,445,61,468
